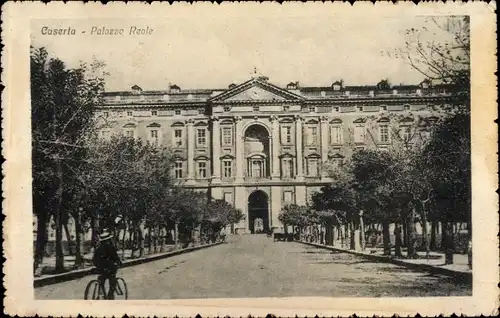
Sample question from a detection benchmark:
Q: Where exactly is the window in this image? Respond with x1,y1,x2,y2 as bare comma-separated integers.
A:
330,126,343,144
333,158,343,168
379,125,389,143
309,106,316,113
357,106,363,112
306,126,318,145
222,127,232,145
197,161,207,178
282,157,294,178
354,126,365,143
250,159,265,178
223,160,232,178
174,129,183,147
224,192,233,204
124,129,135,138
420,130,430,141
283,191,294,203
196,128,206,147
127,111,133,116
281,126,292,144
175,109,181,115
148,129,159,145
174,162,183,179
401,126,412,142
307,158,319,176
151,110,157,116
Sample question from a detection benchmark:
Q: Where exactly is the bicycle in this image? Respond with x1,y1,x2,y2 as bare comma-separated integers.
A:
84,274,128,300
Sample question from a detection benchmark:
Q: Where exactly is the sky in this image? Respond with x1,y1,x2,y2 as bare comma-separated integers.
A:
31,16,445,92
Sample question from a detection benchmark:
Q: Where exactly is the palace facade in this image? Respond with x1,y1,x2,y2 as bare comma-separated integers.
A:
96,75,450,234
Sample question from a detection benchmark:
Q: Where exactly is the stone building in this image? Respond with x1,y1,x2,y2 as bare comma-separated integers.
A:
96,74,451,234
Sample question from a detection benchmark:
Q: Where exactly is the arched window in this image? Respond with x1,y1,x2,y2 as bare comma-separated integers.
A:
123,123,137,139
377,117,390,144
328,153,344,168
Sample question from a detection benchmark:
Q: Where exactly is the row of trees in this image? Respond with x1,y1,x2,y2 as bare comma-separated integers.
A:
31,47,244,274
279,114,470,264
279,16,471,264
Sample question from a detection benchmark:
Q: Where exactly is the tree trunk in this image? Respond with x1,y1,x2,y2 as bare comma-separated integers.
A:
430,220,437,250
331,224,335,246
406,207,418,259
54,161,65,272
138,224,145,258
174,221,179,250
74,211,84,269
349,222,356,250
402,218,408,247
359,212,365,251
147,226,152,254
63,223,73,256
443,221,454,264
382,218,391,256
394,222,403,257
120,225,126,259
90,216,98,253
34,213,48,274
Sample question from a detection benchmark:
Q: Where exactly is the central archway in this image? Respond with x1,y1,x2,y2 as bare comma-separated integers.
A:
244,124,270,178
248,190,270,234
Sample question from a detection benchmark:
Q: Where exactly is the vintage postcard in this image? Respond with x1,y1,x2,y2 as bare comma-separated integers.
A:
2,2,498,317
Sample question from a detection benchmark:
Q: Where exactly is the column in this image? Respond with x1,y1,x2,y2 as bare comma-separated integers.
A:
295,115,304,180
186,119,195,181
234,186,247,233
320,116,329,179
270,186,282,229
234,116,244,182
270,115,280,179
211,116,221,182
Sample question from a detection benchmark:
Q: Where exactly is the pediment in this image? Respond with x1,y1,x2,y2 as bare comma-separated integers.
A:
225,86,287,101
210,78,304,102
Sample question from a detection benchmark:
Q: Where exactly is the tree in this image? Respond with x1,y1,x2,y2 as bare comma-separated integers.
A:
31,46,107,273
393,16,471,263
422,114,471,264
203,200,244,243
391,16,470,114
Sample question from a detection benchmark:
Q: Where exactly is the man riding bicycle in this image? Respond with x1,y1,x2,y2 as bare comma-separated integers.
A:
92,215,123,300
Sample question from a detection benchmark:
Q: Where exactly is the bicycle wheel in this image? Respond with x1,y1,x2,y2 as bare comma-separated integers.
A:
114,277,128,300
84,280,101,300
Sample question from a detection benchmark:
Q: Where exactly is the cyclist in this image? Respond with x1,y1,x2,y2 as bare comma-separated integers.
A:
92,228,122,300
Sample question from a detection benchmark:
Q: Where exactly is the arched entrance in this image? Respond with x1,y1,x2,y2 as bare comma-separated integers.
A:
248,190,270,234
244,124,270,179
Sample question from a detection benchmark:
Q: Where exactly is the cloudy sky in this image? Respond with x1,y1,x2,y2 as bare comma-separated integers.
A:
31,16,441,91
